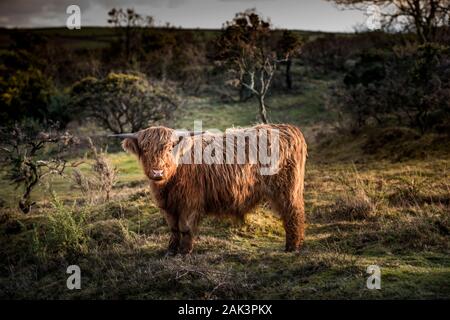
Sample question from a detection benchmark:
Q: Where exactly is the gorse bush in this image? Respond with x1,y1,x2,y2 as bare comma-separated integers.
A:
0,50,75,128
31,195,88,260
331,43,450,133
70,72,180,133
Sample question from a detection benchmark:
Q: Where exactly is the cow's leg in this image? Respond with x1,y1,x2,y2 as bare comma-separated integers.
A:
284,200,305,252
164,211,180,255
178,211,200,254
272,198,305,252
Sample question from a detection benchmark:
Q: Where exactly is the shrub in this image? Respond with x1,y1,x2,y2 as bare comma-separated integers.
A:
0,50,74,127
0,67,53,124
330,44,450,133
0,121,79,213
71,138,117,204
70,72,180,133
31,196,88,259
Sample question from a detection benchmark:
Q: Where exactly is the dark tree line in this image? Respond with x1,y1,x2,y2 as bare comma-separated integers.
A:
321,0,450,133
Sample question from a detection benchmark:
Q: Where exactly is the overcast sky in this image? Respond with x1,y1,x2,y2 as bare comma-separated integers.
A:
0,0,367,32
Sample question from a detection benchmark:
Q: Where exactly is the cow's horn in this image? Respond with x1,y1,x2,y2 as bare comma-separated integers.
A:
174,130,204,137
190,131,205,136
108,133,137,139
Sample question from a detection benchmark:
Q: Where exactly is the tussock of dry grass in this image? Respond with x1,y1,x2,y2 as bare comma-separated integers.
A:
320,191,375,221
385,212,450,250
88,219,133,246
311,167,377,222
71,138,118,204
388,188,450,207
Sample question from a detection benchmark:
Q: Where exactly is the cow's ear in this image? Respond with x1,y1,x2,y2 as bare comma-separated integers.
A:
122,138,140,156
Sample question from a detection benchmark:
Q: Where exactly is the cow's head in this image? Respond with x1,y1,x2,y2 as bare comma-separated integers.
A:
115,127,196,182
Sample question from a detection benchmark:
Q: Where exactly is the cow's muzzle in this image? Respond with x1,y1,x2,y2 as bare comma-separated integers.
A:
151,169,164,181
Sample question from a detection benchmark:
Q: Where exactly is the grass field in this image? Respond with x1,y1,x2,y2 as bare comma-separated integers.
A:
0,71,449,299
1,152,449,299
177,80,333,130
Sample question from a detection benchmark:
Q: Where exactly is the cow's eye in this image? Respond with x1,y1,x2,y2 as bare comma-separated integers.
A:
172,137,183,148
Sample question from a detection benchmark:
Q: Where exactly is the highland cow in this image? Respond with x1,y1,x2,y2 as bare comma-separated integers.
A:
115,124,307,254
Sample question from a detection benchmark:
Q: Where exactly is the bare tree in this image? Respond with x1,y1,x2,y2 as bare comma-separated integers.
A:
329,0,450,43
0,122,79,213
216,9,292,123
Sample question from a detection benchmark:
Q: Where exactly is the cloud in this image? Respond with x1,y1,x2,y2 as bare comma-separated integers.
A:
0,0,187,27
0,0,365,31
218,0,270,2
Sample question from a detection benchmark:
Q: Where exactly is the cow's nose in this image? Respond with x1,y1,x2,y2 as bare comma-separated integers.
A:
152,169,164,178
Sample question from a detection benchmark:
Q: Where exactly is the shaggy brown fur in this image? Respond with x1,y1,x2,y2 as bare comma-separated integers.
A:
122,124,307,254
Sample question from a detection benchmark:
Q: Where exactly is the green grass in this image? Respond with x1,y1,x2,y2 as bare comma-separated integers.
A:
175,79,334,131
1,155,448,299
0,152,147,209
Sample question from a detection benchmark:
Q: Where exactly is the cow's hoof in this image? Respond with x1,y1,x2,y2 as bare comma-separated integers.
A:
285,245,302,252
178,247,193,255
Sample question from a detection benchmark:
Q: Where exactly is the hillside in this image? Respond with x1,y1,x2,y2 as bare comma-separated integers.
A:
0,27,331,51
